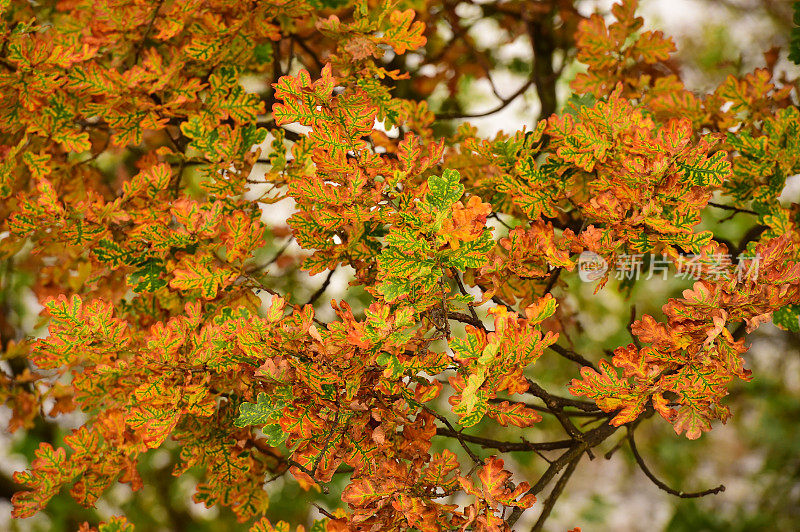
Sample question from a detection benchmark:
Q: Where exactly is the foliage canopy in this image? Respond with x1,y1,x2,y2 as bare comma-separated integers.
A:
1,0,799,530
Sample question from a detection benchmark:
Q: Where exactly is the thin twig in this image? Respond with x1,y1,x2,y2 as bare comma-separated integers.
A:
486,397,607,418
627,428,725,498
423,406,481,463
439,274,452,339
525,379,601,412
304,269,334,306
291,35,326,74
132,0,165,64
525,380,598,460
488,212,513,230
547,344,598,372
447,311,485,330
530,455,581,532
312,502,336,519
542,267,561,295
628,304,641,350
435,76,536,120
706,201,757,215
450,267,481,325
603,434,628,460
435,427,573,453
249,237,294,272
507,406,658,528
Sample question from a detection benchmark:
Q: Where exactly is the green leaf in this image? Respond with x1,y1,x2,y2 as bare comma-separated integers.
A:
253,42,273,64
94,239,134,267
444,231,494,269
426,169,464,210
235,393,282,428
525,293,558,325
452,383,489,427
378,247,434,279
562,93,596,116
98,516,135,532
790,1,800,64
129,259,167,293
261,423,288,447
679,150,729,187
376,352,405,379
308,519,327,532
169,256,237,299
385,227,427,254
773,304,800,332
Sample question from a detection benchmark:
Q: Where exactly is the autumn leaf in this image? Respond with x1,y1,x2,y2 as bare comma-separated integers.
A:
383,10,427,55
169,255,238,299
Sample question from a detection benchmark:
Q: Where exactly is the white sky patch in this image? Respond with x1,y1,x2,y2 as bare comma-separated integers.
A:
779,173,800,206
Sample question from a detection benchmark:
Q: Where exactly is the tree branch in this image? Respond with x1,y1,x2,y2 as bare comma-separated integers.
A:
450,267,482,325
447,310,485,330
434,76,535,120
435,427,573,452
132,0,165,65
525,379,601,412
627,428,725,498
424,407,481,464
527,15,558,122
530,454,581,532
507,409,655,527
706,201,757,215
547,344,598,372
304,269,335,306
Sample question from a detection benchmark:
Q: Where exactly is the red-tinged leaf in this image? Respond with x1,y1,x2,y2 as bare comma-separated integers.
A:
208,66,266,124
169,256,238,299
392,493,438,530
486,400,542,427
35,179,65,216
671,403,714,440
524,293,558,324
184,36,220,61
631,314,690,350
11,443,77,518
146,320,186,362
575,14,618,70
568,360,648,426
250,518,293,532
342,478,390,507
477,456,510,500
45,293,84,328
279,403,324,439
383,10,427,55
123,163,171,198
272,65,335,127
126,405,180,448
632,30,675,63
95,515,135,532
223,211,265,263
660,364,731,439
611,344,650,380
420,450,460,489
472,456,537,509
22,150,51,179
413,379,442,403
